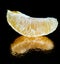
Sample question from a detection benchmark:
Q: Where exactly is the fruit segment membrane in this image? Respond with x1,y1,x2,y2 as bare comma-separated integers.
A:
7,10,58,37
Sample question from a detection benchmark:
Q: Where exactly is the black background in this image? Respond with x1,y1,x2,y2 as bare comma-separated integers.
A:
0,0,60,64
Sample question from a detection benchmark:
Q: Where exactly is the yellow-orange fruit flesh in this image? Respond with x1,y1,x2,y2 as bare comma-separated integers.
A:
7,10,58,37
11,36,54,55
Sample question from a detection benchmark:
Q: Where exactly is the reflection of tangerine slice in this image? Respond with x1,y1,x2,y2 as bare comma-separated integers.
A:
7,10,58,37
11,36,54,55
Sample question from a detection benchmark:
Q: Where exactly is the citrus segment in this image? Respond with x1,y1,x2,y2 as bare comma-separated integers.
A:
7,10,58,37
11,36,54,55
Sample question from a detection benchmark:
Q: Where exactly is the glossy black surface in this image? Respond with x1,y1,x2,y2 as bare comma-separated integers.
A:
0,0,60,64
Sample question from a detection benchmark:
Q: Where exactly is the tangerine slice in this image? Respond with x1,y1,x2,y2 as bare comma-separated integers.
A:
11,36,54,55
7,10,58,37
